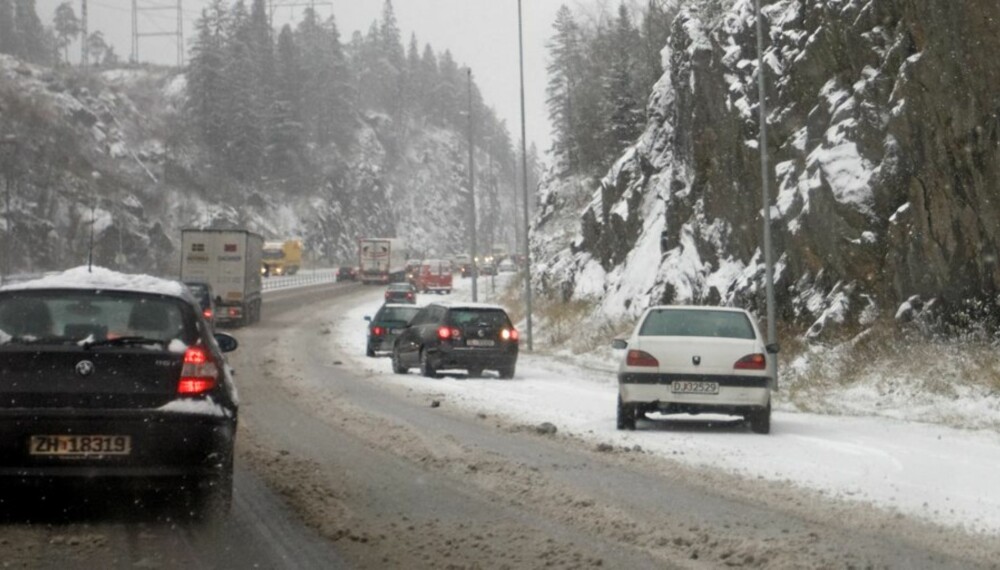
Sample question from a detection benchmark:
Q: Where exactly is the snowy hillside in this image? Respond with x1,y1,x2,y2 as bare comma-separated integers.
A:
531,0,1000,339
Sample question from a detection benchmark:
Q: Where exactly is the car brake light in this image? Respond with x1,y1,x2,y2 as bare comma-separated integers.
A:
501,328,519,341
407,292,414,299
203,309,213,319
178,346,218,396
372,326,385,336
438,326,462,340
734,353,767,370
626,350,659,367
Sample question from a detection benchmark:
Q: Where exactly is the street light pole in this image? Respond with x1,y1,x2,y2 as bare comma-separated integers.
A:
753,0,778,380
517,0,534,351
467,68,478,302
0,135,17,285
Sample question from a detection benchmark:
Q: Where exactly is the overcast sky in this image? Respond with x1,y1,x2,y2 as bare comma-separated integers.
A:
37,0,565,155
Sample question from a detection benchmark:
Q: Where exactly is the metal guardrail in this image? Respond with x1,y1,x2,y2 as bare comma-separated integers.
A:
261,268,340,291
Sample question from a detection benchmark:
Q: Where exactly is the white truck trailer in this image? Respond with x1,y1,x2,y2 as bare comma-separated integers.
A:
180,229,264,326
358,238,407,285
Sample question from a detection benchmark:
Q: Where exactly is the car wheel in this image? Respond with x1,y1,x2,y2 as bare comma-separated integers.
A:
498,363,516,379
366,343,376,358
191,451,233,522
420,349,439,378
391,348,407,374
616,395,636,431
748,401,771,434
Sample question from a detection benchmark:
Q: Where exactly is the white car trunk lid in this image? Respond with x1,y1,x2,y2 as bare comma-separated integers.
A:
634,336,759,375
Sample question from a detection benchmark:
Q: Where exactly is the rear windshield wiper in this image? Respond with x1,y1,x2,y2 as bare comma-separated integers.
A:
82,336,167,350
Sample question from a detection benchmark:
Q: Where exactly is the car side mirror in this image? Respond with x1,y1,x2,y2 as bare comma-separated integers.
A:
364,315,371,321
214,332,239,353
765,343,780,354
611,338,628,350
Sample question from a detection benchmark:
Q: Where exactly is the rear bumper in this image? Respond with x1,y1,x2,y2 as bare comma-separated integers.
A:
619,373,770,410
0,408,235,481
431,345,518,370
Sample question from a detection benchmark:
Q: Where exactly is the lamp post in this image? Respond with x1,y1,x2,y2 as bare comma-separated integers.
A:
0,135,18,285
517,0,534,351
466,68,478,302
753,0,778,381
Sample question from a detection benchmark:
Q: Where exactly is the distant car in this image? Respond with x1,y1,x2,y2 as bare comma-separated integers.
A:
478,262,497,276
413,259,453,294
405,259,422,285
384,283,417,304
365,304,421,357
391,302,519,379
184,281,217,326
0,266,240,519
613,305,777,434
497,259,517,273
336,266,357,282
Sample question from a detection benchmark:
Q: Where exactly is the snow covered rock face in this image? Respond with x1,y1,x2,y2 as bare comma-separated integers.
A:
534,0,1000,338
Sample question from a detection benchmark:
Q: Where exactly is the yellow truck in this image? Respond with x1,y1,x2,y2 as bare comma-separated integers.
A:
261,239,303,277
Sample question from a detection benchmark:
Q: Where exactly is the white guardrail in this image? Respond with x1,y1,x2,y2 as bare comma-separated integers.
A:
261,268,340,292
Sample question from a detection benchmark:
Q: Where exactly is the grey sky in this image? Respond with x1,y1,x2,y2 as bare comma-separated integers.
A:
37,0,564,154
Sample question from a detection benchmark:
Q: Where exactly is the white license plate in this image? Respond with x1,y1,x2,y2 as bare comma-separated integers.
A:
390,328,402,335
29,435,132,457
671,381,719,395
466,339,495,347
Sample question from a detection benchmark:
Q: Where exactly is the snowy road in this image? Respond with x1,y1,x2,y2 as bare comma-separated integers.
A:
334,282,1000,536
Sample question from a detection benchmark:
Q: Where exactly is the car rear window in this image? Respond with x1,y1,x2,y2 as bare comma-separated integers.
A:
639,309,756,339
377,306,420,323
447,309,511,328
0,291,196,346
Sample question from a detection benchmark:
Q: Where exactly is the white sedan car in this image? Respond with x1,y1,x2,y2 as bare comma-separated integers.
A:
613,306,777,434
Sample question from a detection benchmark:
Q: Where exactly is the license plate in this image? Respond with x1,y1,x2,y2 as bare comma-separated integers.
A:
466,339,495,347
390,328,402,335
29,435,132,457
671,381,719,395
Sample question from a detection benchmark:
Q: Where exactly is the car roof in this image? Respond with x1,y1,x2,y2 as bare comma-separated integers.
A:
645,305,751,314
1,266,190,300
429,301,507,311
380,303,422,310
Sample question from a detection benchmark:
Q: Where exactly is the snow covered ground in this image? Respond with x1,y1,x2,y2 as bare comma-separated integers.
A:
325,276,1000,536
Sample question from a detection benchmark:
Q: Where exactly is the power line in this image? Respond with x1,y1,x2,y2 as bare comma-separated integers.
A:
268,0,333,27
131,0,184,66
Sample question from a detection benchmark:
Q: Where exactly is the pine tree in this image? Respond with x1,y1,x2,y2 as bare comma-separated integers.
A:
222,1,264,180
187,2,229,154
13,0,48,64
435,49,460,127
0,0,18,56
418,43,438,119
545,5,583,171
603,4,643,156
52,1,79,65
268,24,305,180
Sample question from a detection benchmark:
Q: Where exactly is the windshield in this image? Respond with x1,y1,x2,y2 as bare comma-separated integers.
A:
448,309,510,328
0,291,195,346
375,306,419,324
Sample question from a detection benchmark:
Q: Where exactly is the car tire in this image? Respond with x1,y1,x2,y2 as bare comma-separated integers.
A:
420,349,439,378
498,363,516,379
366,343,376,358
392,349,407,374
191,452,233,522
748,401,771,434
616,395,636,431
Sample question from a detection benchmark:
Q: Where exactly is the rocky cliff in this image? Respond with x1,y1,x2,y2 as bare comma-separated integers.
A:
533,0,1000,337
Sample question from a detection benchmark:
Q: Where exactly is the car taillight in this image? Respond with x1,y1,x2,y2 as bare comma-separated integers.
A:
385,292,390,299
438,326,462,340
501,328,519,341
406,292,414,299
203,309,213,319
626,350,659,367
734,353,767,370
372,326,385,336
178,346,218,396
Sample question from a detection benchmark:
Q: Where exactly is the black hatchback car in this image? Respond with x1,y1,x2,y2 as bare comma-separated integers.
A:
391,302,519,378
0,267,239,519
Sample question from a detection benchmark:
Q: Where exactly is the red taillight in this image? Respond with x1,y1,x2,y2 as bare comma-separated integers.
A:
501,328,519,341
178,346,218,396
372,326,385,336
203,309,213,319
438,326,461,340
626,350,659,367
734,353,767,370
407,292,414,299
